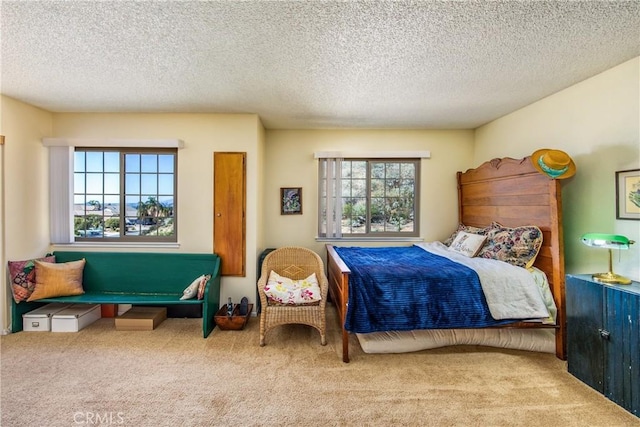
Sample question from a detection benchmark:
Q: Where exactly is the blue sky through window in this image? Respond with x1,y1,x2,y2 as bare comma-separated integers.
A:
75,151,174,197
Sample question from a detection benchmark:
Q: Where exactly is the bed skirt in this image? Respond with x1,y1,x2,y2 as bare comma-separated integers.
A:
356,328,555,354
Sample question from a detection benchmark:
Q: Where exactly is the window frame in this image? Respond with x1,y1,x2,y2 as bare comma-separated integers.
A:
73,147,178,243
318,157,421,239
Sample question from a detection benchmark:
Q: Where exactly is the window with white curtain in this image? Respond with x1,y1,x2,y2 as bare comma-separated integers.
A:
45,139,181,244
318,157,421,239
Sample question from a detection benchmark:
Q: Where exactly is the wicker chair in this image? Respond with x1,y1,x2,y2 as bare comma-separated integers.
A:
257,246,328,346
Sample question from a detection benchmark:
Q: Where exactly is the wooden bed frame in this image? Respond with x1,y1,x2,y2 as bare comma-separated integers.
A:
326,156,566,363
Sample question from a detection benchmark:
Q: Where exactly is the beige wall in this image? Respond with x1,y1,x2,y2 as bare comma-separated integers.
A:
0,96,54,332
263,129,475,257
475,56,640,281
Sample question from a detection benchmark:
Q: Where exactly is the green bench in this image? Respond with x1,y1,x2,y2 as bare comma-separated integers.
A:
11,251,221,337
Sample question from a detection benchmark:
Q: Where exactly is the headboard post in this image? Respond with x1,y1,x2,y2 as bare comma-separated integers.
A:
548,178,566,359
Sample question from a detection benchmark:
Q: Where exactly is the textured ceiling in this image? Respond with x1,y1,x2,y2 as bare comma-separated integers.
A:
1,1,639,129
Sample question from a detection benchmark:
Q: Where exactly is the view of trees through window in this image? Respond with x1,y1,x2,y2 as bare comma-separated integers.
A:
74,149,176,241
320,159,419,237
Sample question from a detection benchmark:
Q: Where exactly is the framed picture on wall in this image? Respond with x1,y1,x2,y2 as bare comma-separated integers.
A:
616,169,640,220
281,187,302,215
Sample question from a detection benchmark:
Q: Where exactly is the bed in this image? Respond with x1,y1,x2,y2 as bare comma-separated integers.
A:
326,156,566,363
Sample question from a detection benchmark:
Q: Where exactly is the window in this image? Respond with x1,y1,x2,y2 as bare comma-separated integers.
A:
318,158,420,238
73,148,177,242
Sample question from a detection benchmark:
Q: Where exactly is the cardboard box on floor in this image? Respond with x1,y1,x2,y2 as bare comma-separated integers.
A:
115,306,167,331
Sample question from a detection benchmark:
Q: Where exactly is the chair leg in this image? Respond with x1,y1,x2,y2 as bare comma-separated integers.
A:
317,324,326,345
259,311,266,346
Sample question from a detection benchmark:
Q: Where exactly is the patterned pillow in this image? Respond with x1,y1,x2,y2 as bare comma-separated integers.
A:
8,255,56,303
180,275,204,300
477,223,543,269
264,271,322,305
197,274,211,300
443,223,491,246
449,231,487,257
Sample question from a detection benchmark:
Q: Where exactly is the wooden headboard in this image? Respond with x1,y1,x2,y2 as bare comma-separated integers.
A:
457,156,566,359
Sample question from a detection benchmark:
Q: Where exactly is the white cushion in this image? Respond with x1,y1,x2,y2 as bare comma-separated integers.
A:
449,231,487,257
180,274,204,300
264,271,322,305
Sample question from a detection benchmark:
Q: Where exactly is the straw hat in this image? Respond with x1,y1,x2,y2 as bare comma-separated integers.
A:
531,148,576,179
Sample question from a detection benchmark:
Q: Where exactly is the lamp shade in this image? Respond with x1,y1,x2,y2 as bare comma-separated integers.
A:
580,233,635,285
581,233,632,250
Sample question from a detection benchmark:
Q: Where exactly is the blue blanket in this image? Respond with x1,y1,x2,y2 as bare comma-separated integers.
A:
334,246,514,333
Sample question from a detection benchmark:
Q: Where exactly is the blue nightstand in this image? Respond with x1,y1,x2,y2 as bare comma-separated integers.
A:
566,274,639,417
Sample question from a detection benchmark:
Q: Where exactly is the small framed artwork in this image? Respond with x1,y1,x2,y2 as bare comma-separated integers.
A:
281,187,302,215
616,169,640,220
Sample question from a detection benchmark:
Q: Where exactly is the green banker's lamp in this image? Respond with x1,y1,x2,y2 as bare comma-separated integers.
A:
581,233,635,285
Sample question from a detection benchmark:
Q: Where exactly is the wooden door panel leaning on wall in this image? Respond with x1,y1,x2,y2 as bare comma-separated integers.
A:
213,152,246,276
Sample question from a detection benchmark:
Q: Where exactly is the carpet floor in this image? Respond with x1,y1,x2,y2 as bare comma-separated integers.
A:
1,304,638,427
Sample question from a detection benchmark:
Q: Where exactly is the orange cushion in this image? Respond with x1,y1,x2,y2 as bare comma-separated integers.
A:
27,259,86,301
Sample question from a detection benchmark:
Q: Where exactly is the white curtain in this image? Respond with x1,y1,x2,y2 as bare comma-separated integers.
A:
318,158,342,238
48,146,74,244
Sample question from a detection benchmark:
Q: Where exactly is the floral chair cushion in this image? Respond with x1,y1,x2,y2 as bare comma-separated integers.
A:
265,271,322,305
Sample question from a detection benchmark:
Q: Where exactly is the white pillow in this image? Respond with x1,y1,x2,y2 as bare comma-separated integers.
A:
180,274,205,300
449,231,487,257
264,271,322,305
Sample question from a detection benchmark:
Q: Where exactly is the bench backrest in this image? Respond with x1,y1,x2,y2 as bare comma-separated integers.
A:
53,251,221,295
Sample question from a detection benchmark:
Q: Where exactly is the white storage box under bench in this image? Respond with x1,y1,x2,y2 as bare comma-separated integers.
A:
22,303,72,332
51,304,101,332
